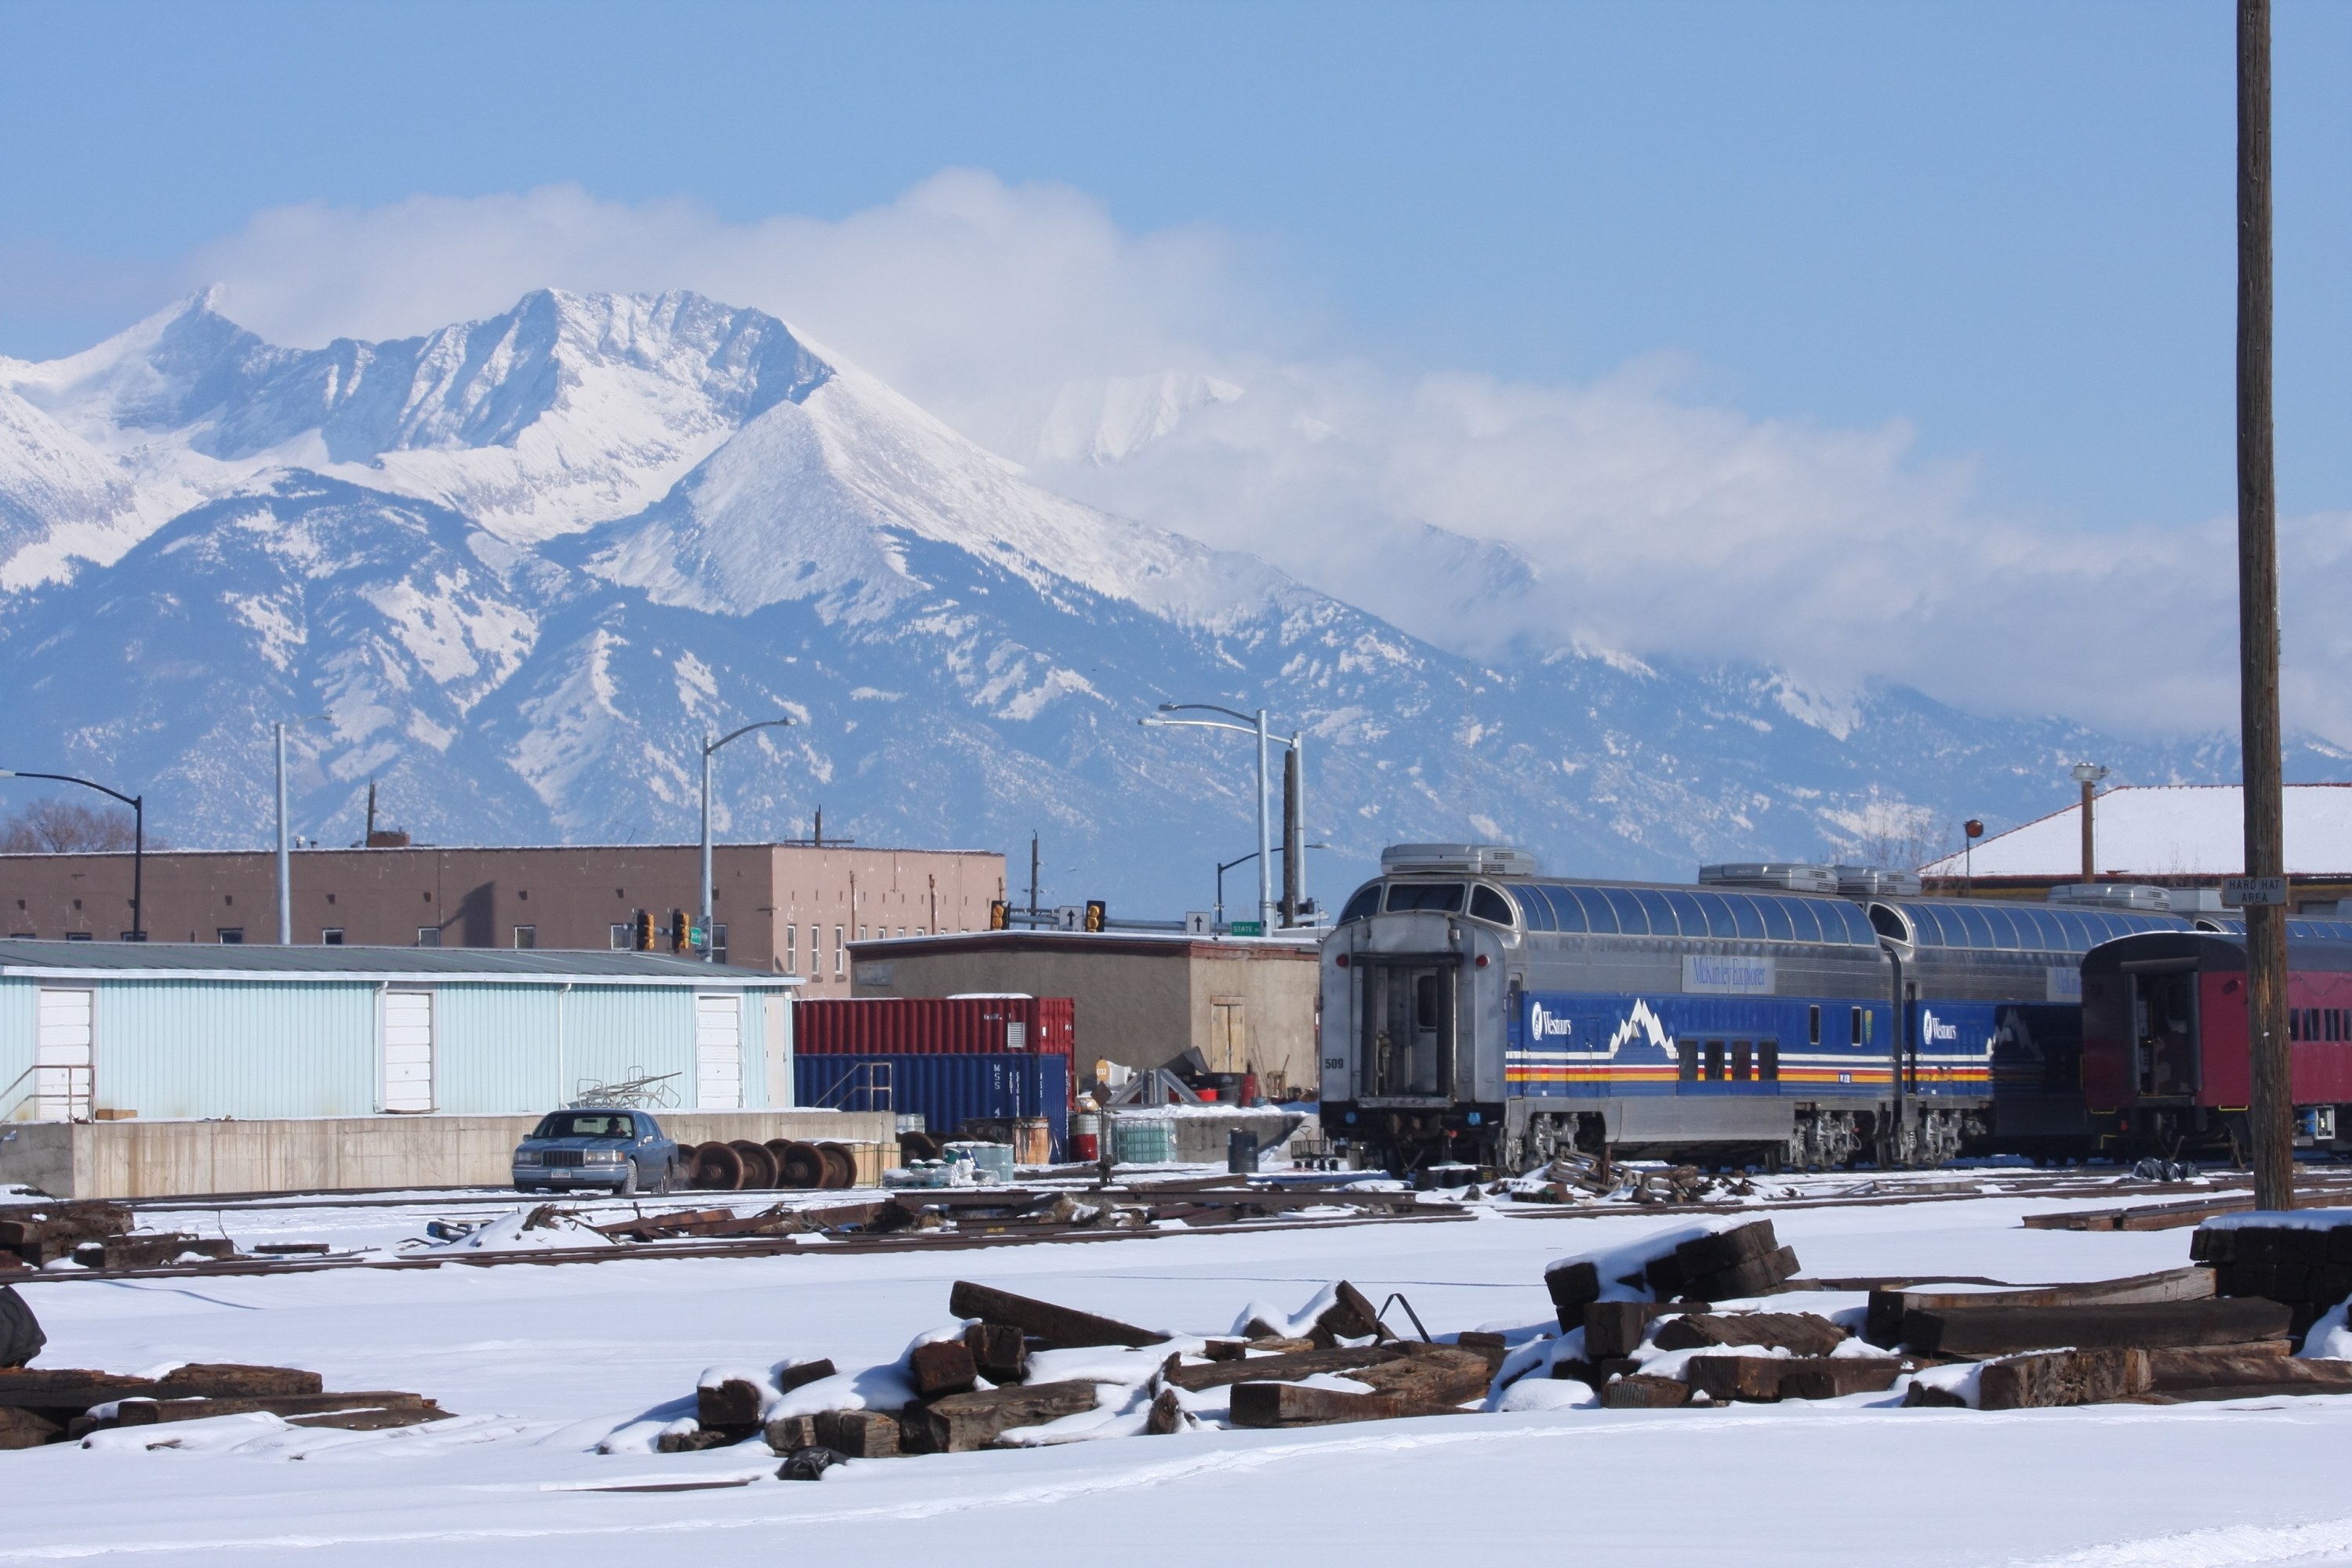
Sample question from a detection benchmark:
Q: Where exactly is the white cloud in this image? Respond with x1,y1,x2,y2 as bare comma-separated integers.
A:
173,174,2352,748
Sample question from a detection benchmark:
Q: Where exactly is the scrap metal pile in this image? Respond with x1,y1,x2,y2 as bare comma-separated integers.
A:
0,1285,447,1450
0,1202,298,1272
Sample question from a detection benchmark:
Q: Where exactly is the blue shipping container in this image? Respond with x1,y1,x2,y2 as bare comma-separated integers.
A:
795,1054,1069,1149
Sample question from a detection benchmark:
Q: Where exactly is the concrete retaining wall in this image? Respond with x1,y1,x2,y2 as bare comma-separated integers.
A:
0,1109,897,1200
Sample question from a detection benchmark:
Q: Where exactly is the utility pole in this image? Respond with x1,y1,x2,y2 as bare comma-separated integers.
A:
276,724,292,944
2071,764,2107,882
2238,0,2292,1211
1280,744,1301,925
1029,831,1040,926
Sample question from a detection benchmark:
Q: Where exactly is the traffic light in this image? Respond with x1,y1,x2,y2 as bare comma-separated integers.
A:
1083,899,1106,932
633,909,655,952
668,909,688,953
989,900,1010,930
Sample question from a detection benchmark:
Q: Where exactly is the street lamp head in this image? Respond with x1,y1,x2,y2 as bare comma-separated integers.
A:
1158,702,1179,712
2071,763,2108,785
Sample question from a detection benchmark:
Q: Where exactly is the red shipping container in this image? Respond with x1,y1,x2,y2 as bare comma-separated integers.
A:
794,996,1075,1057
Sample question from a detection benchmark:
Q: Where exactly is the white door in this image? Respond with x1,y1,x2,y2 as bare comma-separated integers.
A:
695,993,743,1109
34,988,93,1121
382,991,435,1112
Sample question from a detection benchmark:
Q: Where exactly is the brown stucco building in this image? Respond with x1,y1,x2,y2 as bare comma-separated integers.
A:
847,928,1323,1096
0,844,1004,998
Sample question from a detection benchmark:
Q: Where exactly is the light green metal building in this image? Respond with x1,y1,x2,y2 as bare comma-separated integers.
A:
0,942,797,1123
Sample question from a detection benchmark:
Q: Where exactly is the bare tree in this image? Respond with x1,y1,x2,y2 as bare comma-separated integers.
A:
0,797,164,854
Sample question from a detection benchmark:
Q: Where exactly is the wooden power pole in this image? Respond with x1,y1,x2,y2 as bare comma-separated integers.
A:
2238,0,2292,1211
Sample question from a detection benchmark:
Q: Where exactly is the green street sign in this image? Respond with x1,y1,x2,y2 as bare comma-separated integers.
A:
1229,920,1264,936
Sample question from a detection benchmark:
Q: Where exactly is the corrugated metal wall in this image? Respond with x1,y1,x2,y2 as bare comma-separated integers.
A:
793,1052,1068,1145
795,996,1076,1055
76,980,378,1120
1,975,786,1123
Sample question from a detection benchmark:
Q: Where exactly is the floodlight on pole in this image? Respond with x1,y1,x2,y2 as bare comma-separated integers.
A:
1142,702,1291,932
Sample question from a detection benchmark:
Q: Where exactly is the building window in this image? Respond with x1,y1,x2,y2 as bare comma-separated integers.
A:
217,927,245,944
64,931,93,942
416,927,441,947
513,926,536,949
610,924,630,950
321,928,345,946
785,924,797,974
833,925,846,978
711,923,728,965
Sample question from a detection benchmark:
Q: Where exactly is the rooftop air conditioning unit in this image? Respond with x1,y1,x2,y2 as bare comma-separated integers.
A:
1699,863,1839,895
1833,865,1922,898
2162,887,2224,914
2047,882,2173,913
1380,843,1542,877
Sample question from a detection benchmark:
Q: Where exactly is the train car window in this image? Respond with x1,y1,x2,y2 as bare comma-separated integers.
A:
1542,887,1588,932
1470,885,1515,926
1693,891,1740,938
1732,1041,1752,1081
1386,883,1466,914
1635,889,1679,935
1338,884,1383,925
1829,902,1875,945
1661,890,1705,936
1677,1039,1698,1080
1759,1040,1780,1080
1951,905,1995,949
1979,906,2023,950
1849,1006,1864,1046
1756,897,1795,942
1599,887,1648,935
1868,904,1910,942
1704,1040,1725,1080
1570,887,1620,935
2012,908,2059,951
1809,1004,1822,1044
1778,898,1823,945
1909,906,1951,946
2048,909,2089,952
1724,893,1766,939
1508,885,1557,932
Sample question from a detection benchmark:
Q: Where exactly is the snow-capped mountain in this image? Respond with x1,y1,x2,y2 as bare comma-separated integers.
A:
0,290,2312,912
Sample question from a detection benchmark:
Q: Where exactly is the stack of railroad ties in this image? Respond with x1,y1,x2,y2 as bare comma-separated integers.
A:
1543,1213,2352,1410
0,1283,448,1450
659,1278,1506,1475
0,1203,319,1271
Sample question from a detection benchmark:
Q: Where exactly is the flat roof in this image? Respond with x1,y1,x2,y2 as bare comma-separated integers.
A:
0,841,999,861
1920,785,2352,879
0,941,798,987
850,929,1321,960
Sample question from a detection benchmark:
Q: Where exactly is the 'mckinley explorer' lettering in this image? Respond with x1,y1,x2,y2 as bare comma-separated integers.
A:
1682,954,1775,995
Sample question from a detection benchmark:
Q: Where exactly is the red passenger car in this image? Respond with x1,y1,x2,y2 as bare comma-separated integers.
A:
2082,931,2352,1156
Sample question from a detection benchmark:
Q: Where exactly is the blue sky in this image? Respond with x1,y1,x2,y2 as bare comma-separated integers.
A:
2,0,2343,539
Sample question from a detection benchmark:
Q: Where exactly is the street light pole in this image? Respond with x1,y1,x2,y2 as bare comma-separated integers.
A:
1142,702,1301,933
701,718,793,962
274,716,330,945
0,769,145,939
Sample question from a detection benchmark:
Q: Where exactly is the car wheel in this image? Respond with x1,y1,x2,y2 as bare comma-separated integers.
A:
619,1159,639,1197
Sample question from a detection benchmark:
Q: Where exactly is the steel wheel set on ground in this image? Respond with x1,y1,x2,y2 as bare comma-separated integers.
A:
683,1139,858,1190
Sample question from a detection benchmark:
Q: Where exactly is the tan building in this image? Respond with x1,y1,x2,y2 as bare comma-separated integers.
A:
848,929,1323,1097
0,844,1004,997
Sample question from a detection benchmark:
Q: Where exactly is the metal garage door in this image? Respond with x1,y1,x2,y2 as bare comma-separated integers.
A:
696,993,743,1109
382,990,435,1112
34,988,93,1121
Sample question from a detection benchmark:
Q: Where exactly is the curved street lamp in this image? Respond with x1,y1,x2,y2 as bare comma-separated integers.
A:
702,719,793,962
0,769,145,939
1140,702,1308,932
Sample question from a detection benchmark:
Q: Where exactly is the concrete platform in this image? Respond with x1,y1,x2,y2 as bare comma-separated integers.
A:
0,1109,898,1200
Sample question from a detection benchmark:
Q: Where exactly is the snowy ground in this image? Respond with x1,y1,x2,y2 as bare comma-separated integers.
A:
9,1179,2352,1567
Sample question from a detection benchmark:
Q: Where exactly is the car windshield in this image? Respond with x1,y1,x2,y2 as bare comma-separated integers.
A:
532,1113,636,1139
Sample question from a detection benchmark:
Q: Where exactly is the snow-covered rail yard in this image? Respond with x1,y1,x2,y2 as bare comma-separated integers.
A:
9,1168,2352,1567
